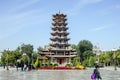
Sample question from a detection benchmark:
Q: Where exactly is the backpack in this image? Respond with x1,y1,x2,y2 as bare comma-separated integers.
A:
91,73,96,79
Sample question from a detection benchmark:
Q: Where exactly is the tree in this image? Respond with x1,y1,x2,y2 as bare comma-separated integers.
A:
37,46,43,54
71,44,77,50
21,44,33,56
116,50,120,67
32,52,38,63
104,52,111,66
77,40,93,63
21,54,30,65
11,50,21,62
83,50,94,60
1,50,7,67
20,44,34,64
99,53,105,65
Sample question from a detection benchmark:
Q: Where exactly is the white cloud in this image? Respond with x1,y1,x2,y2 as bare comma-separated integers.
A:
74,0,103,9
90,26,110,32
0,10,47,40
66,0,103,16
8,0,40,13
79,0,103,6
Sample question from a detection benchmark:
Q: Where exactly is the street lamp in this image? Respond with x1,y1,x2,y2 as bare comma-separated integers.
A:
6,48,10,70
111,48,117,70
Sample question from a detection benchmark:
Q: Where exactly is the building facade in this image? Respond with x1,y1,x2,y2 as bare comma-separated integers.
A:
41,13,77,66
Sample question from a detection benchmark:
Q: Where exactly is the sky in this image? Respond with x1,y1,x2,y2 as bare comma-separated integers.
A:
0,0,120,52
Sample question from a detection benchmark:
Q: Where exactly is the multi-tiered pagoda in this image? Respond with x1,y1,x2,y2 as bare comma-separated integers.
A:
41,13,77,66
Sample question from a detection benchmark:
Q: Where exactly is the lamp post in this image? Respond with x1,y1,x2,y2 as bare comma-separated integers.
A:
6,48,10,70
112,48,117,70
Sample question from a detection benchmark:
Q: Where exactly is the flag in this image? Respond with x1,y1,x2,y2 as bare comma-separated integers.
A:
34,56,39,68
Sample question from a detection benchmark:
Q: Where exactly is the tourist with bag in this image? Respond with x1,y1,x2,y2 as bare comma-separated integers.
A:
93,65,102,80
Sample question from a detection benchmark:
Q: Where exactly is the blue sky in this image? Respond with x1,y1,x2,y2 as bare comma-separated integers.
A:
0,0,120,52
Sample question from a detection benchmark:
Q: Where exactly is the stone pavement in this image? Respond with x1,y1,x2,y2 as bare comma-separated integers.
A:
0,67,120,80
101,66,120,71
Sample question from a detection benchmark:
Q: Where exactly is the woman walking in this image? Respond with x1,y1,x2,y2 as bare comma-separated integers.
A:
94,65,102,80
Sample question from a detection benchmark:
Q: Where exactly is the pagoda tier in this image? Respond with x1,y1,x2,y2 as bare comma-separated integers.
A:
51,31,69,36
52,23,67,26
51,26,68,31
53,13,66,18
50,43,70,47
50,37,70,41
53,18,67,22
51,33,69,36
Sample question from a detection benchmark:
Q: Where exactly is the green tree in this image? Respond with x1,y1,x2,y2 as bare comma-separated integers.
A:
99,53,105,65
89,56,96,67
37,46,43,54
77,40,93,63
1,50,7,67
104,52,111,66
19,43,34,65
32,52,38,63
83,50,94,60
116,50,120,67
21,54,30,65
21,44,34,57
71,44,77,50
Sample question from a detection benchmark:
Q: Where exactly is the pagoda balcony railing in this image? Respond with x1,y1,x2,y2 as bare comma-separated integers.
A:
50,36,67,39
61,36,66,38
51,48,72,51
52,28,68,31
53,35,67,37
53,31,67,33
55,36,67,38
60,42,67,44
52,23,68,26
51,32,69,35
52,41,66,43
46,55,77,58
52,42,67,44
52,26,68,28
69,52,77,55
50,37,70,41
46,52,77,55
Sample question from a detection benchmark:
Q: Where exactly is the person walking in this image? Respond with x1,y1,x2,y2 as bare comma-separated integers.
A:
16,62,19,71
94,65,102,80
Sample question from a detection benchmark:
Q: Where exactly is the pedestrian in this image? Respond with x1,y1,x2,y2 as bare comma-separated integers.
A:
16,62,19,71
21,62,24,71
93,65,102,80
24,64,28,71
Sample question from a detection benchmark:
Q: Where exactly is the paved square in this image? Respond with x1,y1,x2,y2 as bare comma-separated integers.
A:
0,67,120,80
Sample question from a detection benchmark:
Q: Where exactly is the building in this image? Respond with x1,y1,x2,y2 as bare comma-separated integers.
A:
40,13,77,66
93,45,102,64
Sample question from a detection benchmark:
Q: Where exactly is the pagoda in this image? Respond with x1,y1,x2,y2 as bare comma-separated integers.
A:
41,13,77,66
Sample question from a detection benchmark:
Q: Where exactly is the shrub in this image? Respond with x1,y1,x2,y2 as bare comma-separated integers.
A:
65,64,72,67
54,63,58,67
